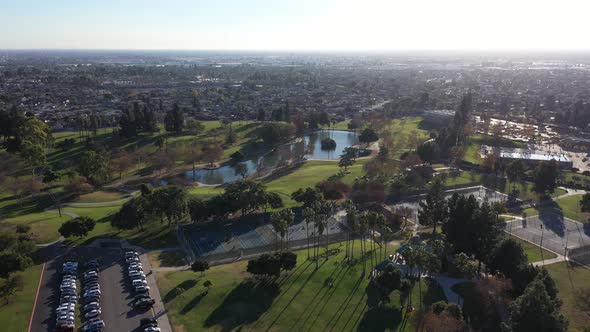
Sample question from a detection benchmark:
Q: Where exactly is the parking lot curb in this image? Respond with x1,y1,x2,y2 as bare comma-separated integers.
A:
28,262,45,332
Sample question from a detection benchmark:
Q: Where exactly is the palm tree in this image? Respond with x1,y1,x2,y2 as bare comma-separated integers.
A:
344,201,358,263
271,217,283,252
358,213,369,275
302,207,315,259
271,209,294,252
314,217,325,269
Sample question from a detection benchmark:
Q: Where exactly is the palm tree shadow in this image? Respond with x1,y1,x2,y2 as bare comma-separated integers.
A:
204,279,280,331
357,306,402,332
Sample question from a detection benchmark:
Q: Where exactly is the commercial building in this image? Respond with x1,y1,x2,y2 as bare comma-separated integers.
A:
481,145,572,169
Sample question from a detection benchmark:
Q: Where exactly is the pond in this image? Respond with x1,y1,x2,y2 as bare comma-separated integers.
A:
185,130,358,184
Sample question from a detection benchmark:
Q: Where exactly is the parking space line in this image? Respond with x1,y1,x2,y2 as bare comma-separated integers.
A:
28,262,45,332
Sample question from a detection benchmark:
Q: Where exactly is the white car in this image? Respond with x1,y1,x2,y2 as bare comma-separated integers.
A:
132,279,148,287
84,289,101,297
145,327,161,332
83,320,105,331
84,302,100,311
84,309,101,319
129,271,145,279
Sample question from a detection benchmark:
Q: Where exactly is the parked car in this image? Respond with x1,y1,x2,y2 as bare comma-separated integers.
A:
132,279,148,287
134,285,150,294
140,318,157,327
144,327,161,332
84,309,102,319
83,320,105,332
133,298,155,309
83,302,100,312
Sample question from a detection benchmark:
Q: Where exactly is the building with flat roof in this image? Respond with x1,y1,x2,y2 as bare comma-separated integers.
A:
481,145,572,169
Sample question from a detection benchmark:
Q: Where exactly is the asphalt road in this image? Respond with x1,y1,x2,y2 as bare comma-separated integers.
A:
29,245,65,332
96,250,153,332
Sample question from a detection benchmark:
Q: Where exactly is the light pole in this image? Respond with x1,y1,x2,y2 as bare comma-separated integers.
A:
539,224,545,265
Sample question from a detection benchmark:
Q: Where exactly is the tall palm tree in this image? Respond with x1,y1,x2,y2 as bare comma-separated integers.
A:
302,207,315,259
271,217,281,252
314,218,325,269
358,213,369,275
345,201,358,263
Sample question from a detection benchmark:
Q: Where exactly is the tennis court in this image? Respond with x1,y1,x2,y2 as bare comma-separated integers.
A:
505,212,590,266
181,213,349,259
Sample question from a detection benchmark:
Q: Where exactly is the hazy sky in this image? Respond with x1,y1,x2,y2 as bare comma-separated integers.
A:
1,0,589,51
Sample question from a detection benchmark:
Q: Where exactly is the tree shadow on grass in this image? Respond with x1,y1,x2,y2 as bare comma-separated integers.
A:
163,279,199,303
158,250,186,267
204,279,280,332
357,306,402,332
180,292,206,315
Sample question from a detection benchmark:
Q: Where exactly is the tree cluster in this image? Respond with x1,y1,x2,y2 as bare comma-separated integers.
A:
58,217,96,238
246,251,297,278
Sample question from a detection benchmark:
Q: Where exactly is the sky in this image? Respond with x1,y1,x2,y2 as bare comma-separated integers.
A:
1,0,589,51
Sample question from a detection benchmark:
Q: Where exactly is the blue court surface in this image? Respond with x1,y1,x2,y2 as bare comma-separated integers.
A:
182,214,348,258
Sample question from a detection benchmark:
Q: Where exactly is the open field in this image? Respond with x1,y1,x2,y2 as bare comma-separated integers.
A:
0,264,43,332
0,212,72,244
156,240,446,332
463,134,526,165
444,171,567,201
545,262,590,332
522,194,588,223
188,159,367,207
73,190,128,203
509,235,558,262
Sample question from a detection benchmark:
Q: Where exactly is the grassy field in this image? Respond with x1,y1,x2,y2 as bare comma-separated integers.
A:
462,135,526,165
0,264,43,332
545,262,590,332
0,212,72,244
156,240,446,332
188,159,367,208
382,117,429,158
444,171,567,201
522,194,588,223
74,190,128,203
508,235,557,263
263,160,367,207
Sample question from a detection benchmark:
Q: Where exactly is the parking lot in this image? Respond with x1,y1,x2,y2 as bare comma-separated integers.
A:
29,244,169,332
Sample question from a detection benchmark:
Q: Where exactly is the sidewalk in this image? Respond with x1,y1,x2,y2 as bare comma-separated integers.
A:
140,250,173,332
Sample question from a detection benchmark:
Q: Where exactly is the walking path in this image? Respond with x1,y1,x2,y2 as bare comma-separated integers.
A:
434,276,469,307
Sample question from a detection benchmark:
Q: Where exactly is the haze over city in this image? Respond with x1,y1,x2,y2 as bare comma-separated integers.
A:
2,0,590,51
1,1,590,332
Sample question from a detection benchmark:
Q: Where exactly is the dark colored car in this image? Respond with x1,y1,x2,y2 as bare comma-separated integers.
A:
140,318,158,329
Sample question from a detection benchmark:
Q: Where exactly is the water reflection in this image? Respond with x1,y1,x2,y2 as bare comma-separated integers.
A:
185,130,358,184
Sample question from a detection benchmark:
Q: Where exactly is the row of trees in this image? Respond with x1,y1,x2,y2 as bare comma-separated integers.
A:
416,181,568,331
113,184,189,230
0,227,37,303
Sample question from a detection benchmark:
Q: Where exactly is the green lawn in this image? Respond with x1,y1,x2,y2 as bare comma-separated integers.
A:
508,235,557,263
0,212,72,244
74,190,127,203
545,262,590,332
156,240,446,332
58,203,177,248
522,194,588,223
0,264,43,332
264,159,367,207
188,159,367,208
444,171,567,201
462,135,526,165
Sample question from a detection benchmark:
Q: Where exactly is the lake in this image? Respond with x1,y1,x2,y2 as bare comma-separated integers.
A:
185,130,358,184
